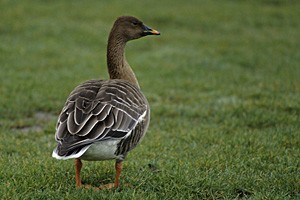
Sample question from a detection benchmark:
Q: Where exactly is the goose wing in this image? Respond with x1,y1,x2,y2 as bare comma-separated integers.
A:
53,79,148,159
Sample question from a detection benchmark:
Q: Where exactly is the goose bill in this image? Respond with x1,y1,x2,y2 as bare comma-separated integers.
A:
142,25,160,35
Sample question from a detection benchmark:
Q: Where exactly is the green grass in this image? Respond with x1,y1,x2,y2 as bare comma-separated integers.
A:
1,0,300,199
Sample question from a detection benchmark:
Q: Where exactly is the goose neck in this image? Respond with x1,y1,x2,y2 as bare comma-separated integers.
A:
107,34,140,88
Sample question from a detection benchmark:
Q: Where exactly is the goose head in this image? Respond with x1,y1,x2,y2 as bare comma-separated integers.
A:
111,16,160,42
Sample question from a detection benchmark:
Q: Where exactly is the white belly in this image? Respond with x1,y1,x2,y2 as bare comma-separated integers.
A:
80,140,120,161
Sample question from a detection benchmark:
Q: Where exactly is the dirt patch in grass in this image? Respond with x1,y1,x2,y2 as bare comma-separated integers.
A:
14,111,56,133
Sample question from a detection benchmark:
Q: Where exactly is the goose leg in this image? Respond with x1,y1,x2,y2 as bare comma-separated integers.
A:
98,160,123,190
75,159,123,190
75,158,82,187
114,160,123,188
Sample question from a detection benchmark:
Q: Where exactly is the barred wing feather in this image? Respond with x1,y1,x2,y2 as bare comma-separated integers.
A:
54,79,148,158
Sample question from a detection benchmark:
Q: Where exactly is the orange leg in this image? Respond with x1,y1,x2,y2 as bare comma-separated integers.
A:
75,158,82,188
98,160,123,190
74,159,123,190
114,161,123,188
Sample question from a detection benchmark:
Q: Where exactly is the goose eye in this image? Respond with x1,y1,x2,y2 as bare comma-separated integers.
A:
132,21,138,26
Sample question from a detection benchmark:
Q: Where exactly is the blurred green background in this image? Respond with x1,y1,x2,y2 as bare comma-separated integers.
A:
0,0,299,199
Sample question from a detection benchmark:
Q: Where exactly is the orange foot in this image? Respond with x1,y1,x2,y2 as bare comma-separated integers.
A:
77,183,131,190
98,183,115,190
76,183,115,191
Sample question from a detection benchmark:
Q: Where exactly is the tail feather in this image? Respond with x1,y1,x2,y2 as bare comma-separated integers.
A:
52,145,91,160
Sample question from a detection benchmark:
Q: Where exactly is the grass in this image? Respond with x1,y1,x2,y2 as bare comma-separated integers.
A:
0,0,300,199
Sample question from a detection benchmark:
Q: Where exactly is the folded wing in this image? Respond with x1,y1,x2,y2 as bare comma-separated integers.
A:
53,79,148,158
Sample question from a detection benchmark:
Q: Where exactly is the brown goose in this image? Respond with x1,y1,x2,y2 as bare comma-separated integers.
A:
52,16,160,189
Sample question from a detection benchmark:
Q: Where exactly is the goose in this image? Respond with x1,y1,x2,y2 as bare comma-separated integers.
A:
52,16,160,189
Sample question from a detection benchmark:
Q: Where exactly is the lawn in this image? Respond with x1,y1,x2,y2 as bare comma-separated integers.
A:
0,0,299,199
